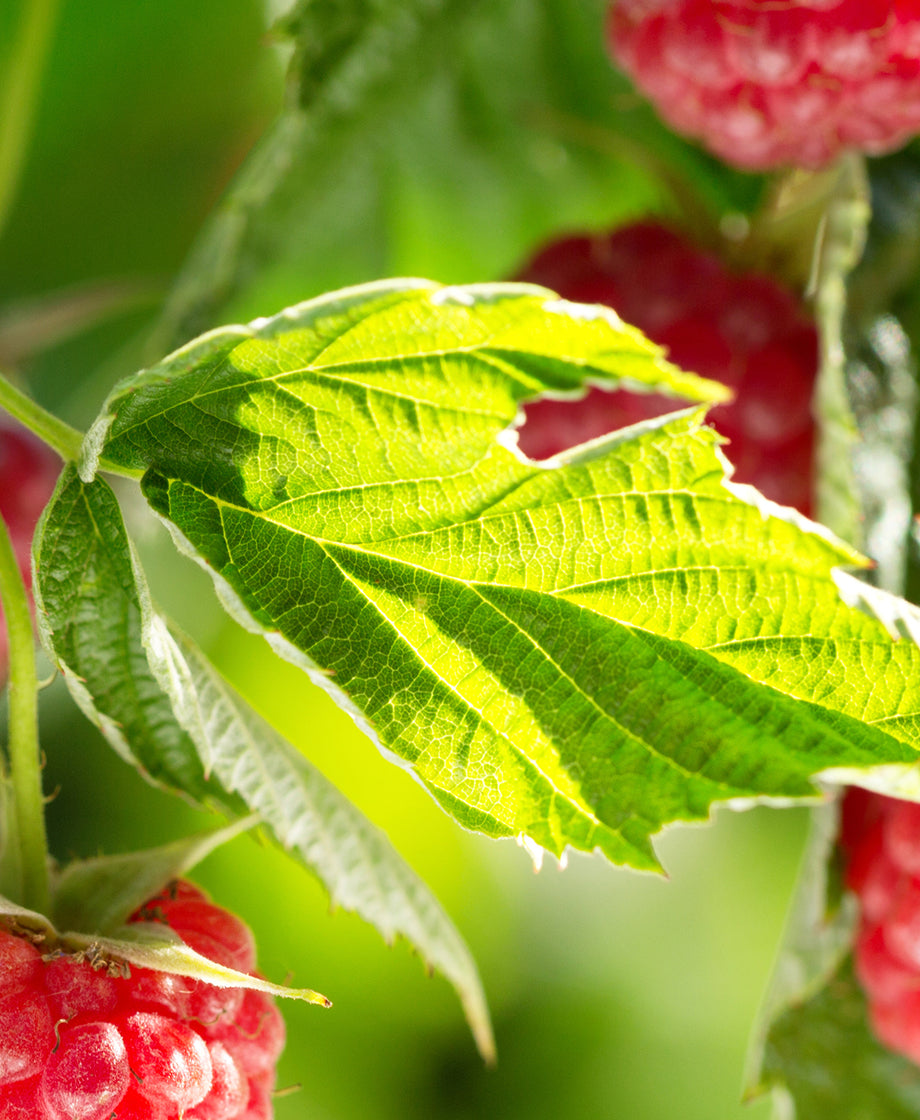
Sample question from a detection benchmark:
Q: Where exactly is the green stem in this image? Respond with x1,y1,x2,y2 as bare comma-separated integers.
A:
0,370,83,461
0,514,50,914
0,0,61,242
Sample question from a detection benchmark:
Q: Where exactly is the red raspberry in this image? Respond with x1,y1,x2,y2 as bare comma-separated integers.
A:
0,882,285,1119
0,418,60,686
841,789,920,1064
609,0,920,170
515,222,818,514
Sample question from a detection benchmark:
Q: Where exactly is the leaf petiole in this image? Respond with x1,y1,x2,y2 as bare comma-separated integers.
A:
0,370,83,462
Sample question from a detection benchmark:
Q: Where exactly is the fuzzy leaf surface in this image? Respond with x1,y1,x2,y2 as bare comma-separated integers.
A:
33,464,493,1055
150,623,495,1060
65,925,331,1007
85,281,920,870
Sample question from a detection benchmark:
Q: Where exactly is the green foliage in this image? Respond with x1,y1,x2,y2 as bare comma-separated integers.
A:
77,279,920,878
0,888,330,1006
8,0,920,1110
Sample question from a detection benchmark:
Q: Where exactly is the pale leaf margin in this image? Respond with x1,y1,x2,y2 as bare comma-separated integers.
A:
147,622,496,1062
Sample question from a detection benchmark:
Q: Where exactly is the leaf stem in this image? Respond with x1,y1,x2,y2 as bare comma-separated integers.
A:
0,0,61,242
0,370,83,461
0,514,50,914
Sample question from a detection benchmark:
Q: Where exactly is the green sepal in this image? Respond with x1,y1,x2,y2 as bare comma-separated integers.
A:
50,816,259,936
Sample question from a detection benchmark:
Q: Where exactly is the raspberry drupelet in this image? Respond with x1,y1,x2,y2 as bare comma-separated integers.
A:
609,0,920,171
0,881,285,1119
515,221,819,515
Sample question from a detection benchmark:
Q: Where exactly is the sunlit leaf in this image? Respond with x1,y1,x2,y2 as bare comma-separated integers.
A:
85,280,920,872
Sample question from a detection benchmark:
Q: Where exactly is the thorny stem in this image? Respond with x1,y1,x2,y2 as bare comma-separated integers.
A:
0,513,50,914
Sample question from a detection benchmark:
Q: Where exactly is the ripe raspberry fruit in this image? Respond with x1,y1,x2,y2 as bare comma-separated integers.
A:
515,222,818,514
840,788,920,1065
0,418,60,685
0,881,285,1119
609,0,920,170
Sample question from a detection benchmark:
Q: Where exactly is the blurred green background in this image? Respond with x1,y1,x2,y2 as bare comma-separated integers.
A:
1,1,811,1116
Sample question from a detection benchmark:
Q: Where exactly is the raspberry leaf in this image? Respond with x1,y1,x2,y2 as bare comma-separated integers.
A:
33,464,495,1059
757,960,920,1119
50,818,259,936
146,624,496,1062
31,466,235,806
81,281,920,872
0,893,331,1007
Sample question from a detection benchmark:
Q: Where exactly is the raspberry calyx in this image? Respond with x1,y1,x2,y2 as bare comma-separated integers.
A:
0,881,285,1119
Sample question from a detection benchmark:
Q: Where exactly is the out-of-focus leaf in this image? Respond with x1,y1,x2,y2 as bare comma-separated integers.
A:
158,0,758,345
34,465,494,1058
0,279,159,366
748,799,920,1118
85,279,920,874
855,144,920,602
758,959,920,1120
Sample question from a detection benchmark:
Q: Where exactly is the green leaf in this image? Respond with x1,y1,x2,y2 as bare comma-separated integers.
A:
32,465,235,806
0,892,54,939
744,801,856,1107
855,144,920,603
34,463,494,1058
50,817,259,936
744,800,920,1119
85,280,920,872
